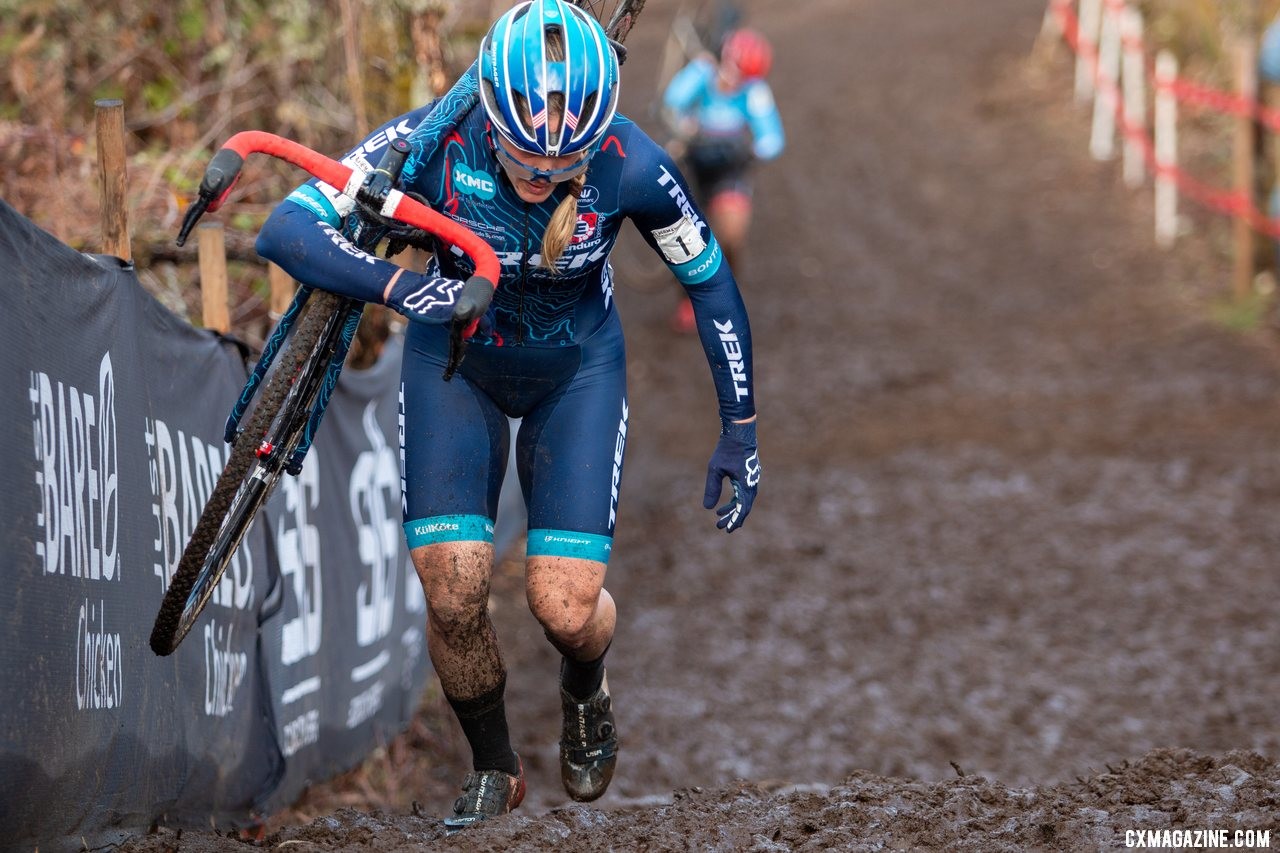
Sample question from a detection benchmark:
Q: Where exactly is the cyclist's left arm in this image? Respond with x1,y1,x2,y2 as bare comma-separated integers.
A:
623,129,755,424
622,126,761,530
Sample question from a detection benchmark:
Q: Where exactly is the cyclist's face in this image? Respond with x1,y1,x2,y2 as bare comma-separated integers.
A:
494,132,589,203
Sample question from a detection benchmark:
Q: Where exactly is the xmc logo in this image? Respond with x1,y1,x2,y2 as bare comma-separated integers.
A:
453,163,496,200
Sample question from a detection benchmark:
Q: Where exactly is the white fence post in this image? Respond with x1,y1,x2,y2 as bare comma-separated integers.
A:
1090,0,1123,160
1121,6,1146,186
1154,50,1179,247
1076,0,1104,103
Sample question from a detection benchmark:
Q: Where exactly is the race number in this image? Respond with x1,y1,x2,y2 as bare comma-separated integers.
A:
652,216,707,266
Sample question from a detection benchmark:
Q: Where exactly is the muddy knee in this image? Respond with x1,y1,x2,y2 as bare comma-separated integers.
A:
413,543,494,643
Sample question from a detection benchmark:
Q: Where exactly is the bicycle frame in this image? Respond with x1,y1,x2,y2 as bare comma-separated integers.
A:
179,131,500,474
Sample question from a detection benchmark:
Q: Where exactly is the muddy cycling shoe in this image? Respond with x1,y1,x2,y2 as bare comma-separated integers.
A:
559,672,619,802
442,756,526,831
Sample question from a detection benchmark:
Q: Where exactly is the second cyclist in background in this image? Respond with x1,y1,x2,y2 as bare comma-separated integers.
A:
662,26,784,333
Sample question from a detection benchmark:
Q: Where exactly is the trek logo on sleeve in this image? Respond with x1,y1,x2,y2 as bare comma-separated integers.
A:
715,319,750,402
655,165,705,232
317,223,377,265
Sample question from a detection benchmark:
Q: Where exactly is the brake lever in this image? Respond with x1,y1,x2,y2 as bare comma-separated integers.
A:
176,195,211,247
443,318,467,382
440,274,494,382
176,147,247,247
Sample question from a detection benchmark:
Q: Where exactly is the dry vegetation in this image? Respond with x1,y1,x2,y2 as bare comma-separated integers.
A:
0,0,501,346
3,0,1280,343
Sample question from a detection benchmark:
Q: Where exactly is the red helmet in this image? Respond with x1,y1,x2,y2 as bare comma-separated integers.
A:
721,28,772,80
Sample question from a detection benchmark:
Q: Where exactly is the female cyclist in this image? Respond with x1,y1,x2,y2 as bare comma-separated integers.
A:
255,0,761,828
662,26,785,332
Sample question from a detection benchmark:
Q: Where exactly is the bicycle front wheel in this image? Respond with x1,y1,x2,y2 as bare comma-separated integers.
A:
149,291,349,656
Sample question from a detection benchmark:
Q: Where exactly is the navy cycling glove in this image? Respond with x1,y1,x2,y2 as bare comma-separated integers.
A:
703,419,761,533
385,272,466,324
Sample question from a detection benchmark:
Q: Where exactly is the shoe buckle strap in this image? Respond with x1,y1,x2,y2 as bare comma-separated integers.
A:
567,740,617,764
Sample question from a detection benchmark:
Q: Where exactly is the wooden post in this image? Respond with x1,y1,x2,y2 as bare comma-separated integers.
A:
339,0,369,137
1075,0,1103,104
94,99,131,261
1121,7,1147,187
1090,0,1122,161
198,222,230,333
1154,51,1179,247
411,7,449,104
268,263,294,317
1233,35,1258,300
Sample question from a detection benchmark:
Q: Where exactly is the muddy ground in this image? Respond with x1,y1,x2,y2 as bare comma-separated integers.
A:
120,0,1280,849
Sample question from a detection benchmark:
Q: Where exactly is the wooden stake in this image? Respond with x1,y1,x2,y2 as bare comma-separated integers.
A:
94,99,131,261
199,222,230,333
340,0,369,137
268,263,294,317
1233,35,1258,300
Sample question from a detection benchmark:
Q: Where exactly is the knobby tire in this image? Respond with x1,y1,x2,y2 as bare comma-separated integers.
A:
149,291,346,656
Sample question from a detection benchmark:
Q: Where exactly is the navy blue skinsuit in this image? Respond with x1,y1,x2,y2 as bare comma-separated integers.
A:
256,95,755,564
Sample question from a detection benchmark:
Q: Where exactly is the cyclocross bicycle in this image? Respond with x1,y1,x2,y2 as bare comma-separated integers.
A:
149,0,648,657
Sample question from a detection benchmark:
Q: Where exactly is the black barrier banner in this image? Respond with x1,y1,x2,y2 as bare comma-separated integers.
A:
0,198,277,851
0,198,449,852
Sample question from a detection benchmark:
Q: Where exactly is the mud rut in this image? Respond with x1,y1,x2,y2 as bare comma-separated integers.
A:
123,0,1280,849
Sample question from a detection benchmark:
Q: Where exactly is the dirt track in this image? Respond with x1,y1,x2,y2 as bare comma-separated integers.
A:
121,0,1280,849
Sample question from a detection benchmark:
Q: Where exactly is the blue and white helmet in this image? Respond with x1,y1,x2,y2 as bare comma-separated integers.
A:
479,0,621,157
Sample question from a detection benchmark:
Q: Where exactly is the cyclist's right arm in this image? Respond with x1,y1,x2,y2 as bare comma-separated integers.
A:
255,108,466,324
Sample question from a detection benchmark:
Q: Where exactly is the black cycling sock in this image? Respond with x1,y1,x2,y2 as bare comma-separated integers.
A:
447,680,520,776
559,642,610,701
